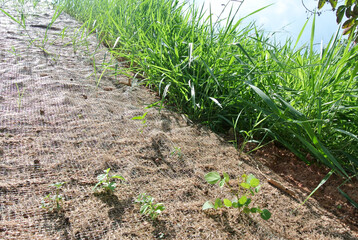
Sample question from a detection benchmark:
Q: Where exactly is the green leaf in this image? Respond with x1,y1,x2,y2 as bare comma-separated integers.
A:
345,0,353,6
111,175,126,181
219,178,225,188
342,18,355,29
0,8,24,28
250,207,259,213
223,199,232,207
249,178,260,188
156,204,165,211
234,43,256,66
260,209,271,220
300,170,333,207
202,201,214,210
92,182,101,191
243,207,250,214
97,173,106,182
336,6,346,23
239,195,247,205
108,182,116,191
240,182,250,189
141,205,149,214
338,188,358,209
334,128,358,141
328,0,337,9
245,81,281,116
51,182,65,188
132,112,148,120
244,198,252,206
318,0,327,9
209,97,223,109
214,198,223,209
223,172,230,183
204,172,221,185
346,7,353,18
246,174,260,187
354,5,358,15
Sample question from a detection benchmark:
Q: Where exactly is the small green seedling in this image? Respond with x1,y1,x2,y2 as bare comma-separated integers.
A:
40,182,66,211
8,46,21,59
170,146,183,159
203,172,271,221
135,193,165,220
93,168,125,192
15,82,25,109
131,112,148,133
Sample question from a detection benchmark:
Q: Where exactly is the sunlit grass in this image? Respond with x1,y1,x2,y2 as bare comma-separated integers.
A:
56,0,357,179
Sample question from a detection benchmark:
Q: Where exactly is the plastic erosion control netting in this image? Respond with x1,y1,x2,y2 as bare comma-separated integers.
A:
1,1,358,240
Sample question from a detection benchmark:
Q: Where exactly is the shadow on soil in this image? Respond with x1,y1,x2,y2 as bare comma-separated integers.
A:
42,210,71,239
94,191,133,225
151,218,176,239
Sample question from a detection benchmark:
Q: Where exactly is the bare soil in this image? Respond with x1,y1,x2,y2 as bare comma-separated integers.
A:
0,1,357,239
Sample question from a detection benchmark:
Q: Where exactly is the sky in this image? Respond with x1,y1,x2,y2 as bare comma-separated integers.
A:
188,0,343,48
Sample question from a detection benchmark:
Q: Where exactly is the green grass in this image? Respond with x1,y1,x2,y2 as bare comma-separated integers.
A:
56,0,358,180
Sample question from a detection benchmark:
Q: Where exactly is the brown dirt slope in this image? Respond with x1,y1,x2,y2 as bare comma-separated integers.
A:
0,1,357,239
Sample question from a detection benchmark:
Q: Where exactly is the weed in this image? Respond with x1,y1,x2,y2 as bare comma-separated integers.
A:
15,82,25,109
56,0,358,205
93,168,126,193
40,182,66,211
135,193,165,220
8,46,21,60
170,146,182,159
203,172,271,220
131,112,148,133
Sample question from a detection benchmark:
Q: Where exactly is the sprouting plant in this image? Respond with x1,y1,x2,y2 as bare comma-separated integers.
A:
203,172,271,221
93,168,126,192
135,193,165,220
230,109,270,154
8,46,21,59
15,82,25,109
40,182,66,211
170,146,182,159
131,112,148,133
32,0,40,9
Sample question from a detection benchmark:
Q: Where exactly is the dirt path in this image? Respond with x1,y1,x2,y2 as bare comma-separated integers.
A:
0,1,357,239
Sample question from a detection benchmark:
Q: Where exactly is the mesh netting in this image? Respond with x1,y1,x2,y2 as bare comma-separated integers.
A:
1,1,357,239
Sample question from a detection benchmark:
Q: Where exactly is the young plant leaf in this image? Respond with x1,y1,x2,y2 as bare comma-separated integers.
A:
219,178,225,188
260,209,271,220
214,198,223,209
244,198,252,206
223,172,230,183
223,199,232,207
250,207,259,213
249,178,260,188
204,172,221,184
97,174,106,182
239,195,247,205
132,112,148,120
240,182,250,189
111,175,126,180
243,207,250,214
202,201,215,210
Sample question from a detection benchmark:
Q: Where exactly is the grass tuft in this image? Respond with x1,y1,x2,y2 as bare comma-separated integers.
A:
57,0,357,180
